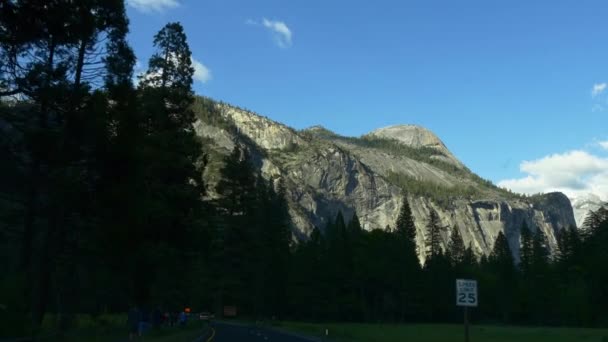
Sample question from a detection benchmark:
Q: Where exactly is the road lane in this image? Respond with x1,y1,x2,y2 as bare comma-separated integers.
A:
210,321,318,342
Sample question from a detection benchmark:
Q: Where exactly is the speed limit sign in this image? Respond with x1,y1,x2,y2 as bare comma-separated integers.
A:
456,279,478,307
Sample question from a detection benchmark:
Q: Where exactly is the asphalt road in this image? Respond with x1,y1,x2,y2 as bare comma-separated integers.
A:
206,321,318,342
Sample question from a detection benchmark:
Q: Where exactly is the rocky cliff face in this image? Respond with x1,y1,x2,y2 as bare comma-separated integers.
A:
571,193,606,227
194,98,576,261
368,125,465,168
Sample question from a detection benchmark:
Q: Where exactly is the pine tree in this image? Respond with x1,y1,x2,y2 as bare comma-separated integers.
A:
517,221,534,322
394,195,422,321
0,0,136,327
582,206,608,233
334,211,347,241
461,243,478,274
348,211,363,236
131,22,204,308
346,211,367,319
329,210,355,320
531,228,549,270
529,228,551,324
583,212,608,324
447,225,466,267
215,146,257,314
557,226,581,271
262,178,292,317
490,232,513,267
396,194,418,254
216,147,256,216
519,221,533,274
424,209,445,262
396,195,416,240
489,231,516,323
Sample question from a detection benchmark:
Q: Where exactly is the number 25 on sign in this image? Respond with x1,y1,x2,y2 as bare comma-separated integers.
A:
456,279,477,342
456,279,477,307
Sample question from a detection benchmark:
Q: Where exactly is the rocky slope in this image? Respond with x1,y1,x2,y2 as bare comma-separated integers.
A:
572,193,606,227
193,97,576,262
368,125,465,168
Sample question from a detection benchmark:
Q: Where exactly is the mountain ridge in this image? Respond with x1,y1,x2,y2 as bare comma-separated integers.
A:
572,193,606,227
193,97,576,261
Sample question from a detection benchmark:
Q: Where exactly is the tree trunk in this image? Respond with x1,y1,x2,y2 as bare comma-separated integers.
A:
74,38,88,89
20,36,55,273
28,37,56,329
20,169,38,272
32,214,56,327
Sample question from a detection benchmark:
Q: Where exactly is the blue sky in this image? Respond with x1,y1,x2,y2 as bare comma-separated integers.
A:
126,0,608,200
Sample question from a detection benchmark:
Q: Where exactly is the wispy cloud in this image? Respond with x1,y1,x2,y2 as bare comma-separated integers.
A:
191,57,212,84
247,18,293,48
592,83,607,98
262,18,292,48
136,55,212,86
599,141,608,151
127,0,179,13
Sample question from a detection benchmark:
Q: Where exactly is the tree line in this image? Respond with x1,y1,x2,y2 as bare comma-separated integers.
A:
1,0,182,335
0,1,292,336
2,1,608,338
288,201,608,327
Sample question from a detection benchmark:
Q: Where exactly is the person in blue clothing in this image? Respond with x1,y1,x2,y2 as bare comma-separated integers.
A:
178,311,187,327
152,307,162,329
139,308,152,336
127,306,141,340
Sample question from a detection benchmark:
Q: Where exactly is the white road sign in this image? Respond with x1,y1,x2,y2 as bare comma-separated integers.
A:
456,279,478,307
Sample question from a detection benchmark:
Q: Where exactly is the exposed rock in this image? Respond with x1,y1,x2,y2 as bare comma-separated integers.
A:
195,99,576,261
368,125,464,168
218,104,304,150
571,193,606,227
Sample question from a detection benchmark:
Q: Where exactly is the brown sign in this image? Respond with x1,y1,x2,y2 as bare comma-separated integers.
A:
223,306,237,317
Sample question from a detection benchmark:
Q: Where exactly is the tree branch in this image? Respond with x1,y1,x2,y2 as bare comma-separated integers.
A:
0,88,22,97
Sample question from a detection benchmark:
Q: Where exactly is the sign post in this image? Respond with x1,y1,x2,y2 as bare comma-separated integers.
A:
456,279,477,342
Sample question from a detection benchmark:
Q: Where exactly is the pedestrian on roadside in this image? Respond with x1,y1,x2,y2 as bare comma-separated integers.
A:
179,311,187,327
139,308,152,336
170,311,177,327
162,311,169,326
153,307,162,329
127,305,141,341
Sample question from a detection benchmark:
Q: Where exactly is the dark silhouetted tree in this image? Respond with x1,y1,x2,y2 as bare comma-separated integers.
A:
447,225,466,267
424,209,445,262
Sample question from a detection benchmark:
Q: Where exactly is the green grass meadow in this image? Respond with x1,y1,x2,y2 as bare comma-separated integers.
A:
275,322,608,342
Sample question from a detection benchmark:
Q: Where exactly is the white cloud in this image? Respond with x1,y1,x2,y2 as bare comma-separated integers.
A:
599,141,608,150
136,54,212,86
498,150,608,201
247,18,293,48
520,150,607,176
592,83,607,97
262,18,293,48
191,57,212,84
127,0,179,13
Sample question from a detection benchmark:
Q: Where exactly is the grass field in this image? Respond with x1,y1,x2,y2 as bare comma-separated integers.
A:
274,321,608,342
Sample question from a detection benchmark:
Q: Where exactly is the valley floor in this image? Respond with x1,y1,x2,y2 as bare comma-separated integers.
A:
273,321,608,342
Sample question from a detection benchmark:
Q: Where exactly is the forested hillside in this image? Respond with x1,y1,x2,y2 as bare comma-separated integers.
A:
193,98,575,261
1,1,608,339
